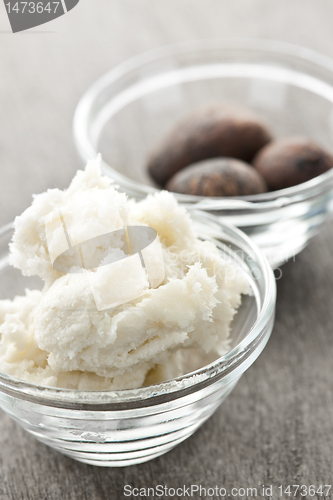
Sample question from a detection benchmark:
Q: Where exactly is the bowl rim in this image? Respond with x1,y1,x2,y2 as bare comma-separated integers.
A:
0,213,276,408
73,37,333,208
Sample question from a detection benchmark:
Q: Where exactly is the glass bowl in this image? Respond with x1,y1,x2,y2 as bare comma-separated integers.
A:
0,213,275,467
73,38,333,268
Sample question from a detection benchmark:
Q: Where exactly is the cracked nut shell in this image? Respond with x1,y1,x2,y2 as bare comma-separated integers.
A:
166,158,268,197
147,105,272,187
253,137,333,191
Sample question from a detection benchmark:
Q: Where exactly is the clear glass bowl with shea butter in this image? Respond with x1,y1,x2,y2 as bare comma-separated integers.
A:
0,212,275,467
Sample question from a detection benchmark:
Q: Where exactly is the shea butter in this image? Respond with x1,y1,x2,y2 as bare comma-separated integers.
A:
0,159,249,390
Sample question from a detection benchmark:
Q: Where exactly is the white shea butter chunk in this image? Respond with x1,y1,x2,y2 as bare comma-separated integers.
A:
34,263,217,378
0,159,250,390
9,160,128,287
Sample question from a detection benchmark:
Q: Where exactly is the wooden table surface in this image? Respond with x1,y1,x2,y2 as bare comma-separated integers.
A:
1,1,333,498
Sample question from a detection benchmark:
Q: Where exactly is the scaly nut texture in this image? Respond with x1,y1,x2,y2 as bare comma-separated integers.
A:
253,137,333,190
166,158,267,197
148,104,272,187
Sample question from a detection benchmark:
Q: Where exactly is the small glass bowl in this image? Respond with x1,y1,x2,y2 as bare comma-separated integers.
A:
0,213,275,467
74,38,333,268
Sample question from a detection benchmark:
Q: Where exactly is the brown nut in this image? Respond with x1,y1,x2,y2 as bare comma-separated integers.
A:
166,158,268,197
253,137,333,191
147,104,272,187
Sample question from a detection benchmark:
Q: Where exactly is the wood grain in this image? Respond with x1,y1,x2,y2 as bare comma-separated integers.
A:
0,1,333,498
